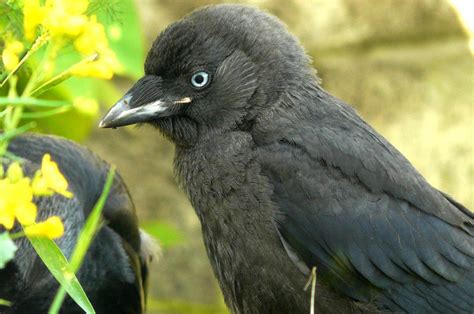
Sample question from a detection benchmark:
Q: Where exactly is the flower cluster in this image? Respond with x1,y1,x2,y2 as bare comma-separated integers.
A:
0,154,71,239
1,0,120,79
1,41,24,71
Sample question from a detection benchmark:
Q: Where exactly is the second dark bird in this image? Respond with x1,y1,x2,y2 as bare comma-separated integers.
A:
0,134,155,314
100,4,474,313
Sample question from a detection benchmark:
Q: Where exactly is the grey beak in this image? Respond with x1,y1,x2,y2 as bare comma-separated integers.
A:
99,75,192,129
99,94,169,128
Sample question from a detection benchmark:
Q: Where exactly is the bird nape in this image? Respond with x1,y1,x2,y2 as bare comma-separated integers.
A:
100,4,474,314
0,134,156,314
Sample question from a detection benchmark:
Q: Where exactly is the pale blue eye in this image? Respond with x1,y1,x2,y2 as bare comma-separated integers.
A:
190,71,210,88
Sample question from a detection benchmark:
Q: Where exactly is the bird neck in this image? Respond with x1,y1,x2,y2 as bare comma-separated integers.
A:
174,131,309,312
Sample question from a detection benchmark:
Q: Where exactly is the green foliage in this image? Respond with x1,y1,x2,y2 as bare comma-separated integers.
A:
35,0,144,140
0,232,17,268
28,237,95,314
148,298,229,314
97,0,145,80
0,298,12,307
48,167,116,313
0,1,23,40
140,220,185,249
1,1,142,312
0,0,145,141
0,97,70,107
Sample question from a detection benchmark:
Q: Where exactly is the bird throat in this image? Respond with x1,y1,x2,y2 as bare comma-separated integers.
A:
173,131,310,313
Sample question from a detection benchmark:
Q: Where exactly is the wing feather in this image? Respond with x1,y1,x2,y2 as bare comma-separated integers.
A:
254,91,474,312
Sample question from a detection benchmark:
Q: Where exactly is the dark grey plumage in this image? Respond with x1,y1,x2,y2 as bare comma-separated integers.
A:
0,134,154,314
100,4,474,314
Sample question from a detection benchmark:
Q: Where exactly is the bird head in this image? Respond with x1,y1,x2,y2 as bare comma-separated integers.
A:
99,4,315,145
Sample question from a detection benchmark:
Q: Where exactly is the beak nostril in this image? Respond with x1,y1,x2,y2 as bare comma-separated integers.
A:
122,94,132,106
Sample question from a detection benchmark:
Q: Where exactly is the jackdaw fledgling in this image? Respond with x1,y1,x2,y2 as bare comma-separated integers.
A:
100,4,474,313
0,134,155,314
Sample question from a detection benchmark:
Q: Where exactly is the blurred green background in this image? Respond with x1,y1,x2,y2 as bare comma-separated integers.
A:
19,0,474,313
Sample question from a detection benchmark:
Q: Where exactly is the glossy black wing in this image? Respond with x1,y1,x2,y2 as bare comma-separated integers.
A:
254,90,474,312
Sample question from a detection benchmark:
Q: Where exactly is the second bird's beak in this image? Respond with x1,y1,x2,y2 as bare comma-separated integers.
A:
99,75,191,128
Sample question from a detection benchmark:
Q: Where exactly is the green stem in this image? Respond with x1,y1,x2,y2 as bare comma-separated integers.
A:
0,34,51,157
21,106,72,119
9,231,25,240
22,41,51,98
0,122,36,141
0,33,49,89
30,53,97,98
0,76,18,155
0,97,70,107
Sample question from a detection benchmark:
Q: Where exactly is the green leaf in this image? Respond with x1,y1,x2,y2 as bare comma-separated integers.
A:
31,54,98,98
0,97,70,107
140,221,184,249
97,0,145,80
21,106,72,119
48,167,116,314
0,0,141,141
70,167,115,271
30,72,73,98
0,2,24,39
27,237,95,314
0,232,17,269
24,83,99,141
0,298,12,306
0,122,36,141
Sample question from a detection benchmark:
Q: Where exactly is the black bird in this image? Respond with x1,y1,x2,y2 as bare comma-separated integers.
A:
0,134,155,314
100,4,474,313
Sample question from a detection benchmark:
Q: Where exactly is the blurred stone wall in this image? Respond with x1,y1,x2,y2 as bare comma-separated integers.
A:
86,1,472,313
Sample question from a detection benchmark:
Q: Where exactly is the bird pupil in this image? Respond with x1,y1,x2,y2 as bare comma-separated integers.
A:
195,75,204,84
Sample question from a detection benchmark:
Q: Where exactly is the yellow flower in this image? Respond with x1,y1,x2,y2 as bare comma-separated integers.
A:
23,0,46,40
74,16,107,55
70,48,121,80
2,41,24,71
24,216,64,239
24,0,89,40
71,16,121,79
0,159,69,236
70,55,118,79
0,162,39,229
6,162,24,182
21,0,120,80
9,178,37,226
32,154,73,198
62,0,89,15
0,176,37,229
44,0,89,38
0,180,15,229
73,97,99,116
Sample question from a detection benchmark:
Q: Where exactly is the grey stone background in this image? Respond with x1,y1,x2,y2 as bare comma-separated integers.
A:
86,1,472,313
